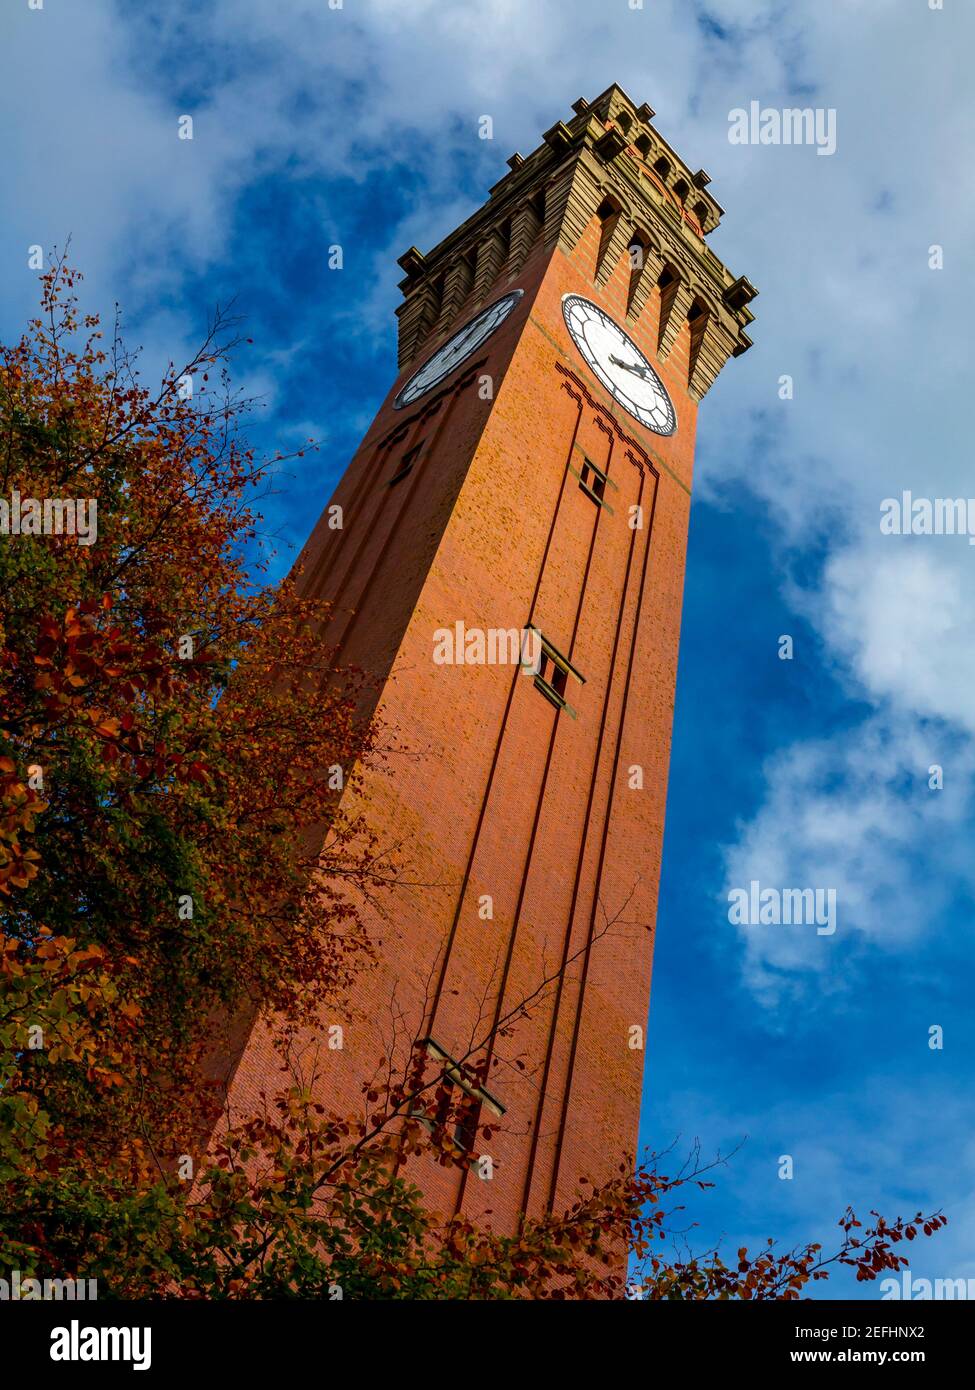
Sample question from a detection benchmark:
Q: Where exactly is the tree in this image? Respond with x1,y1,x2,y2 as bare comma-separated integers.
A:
0,256,385,1241
0,262,945,1299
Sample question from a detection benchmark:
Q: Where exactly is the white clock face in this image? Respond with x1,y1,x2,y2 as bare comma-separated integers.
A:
393,289,523,409
561,294,677,436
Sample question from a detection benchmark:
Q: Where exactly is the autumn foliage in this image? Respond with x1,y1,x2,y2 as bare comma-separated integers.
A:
0,262,945,1298
0,259,380,1245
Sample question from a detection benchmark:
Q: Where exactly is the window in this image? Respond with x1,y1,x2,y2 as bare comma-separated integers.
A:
389,441,422,485
578,456,607,505
497,216,512,266
411,1038,505,1154
434,1079,481,1152
594,195,623,280
571,450,615,511
626,234,650,315
537,650,568,702
530,634,585,713
688,300,710,381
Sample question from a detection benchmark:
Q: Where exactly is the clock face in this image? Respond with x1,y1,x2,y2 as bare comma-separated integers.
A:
561,294,677,436
393,289,523,410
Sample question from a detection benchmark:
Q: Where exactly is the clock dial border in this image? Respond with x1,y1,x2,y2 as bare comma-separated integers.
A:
560,293,678,437
393,288,524,410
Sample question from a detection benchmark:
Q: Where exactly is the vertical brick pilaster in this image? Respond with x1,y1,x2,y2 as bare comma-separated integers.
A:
434,256,475,334
543,158,603,254
508,201,543,277
657,276,694,361
472,228,508,304
396,281,442,368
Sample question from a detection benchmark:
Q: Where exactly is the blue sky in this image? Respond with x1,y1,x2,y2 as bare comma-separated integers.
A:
3,0,974,1296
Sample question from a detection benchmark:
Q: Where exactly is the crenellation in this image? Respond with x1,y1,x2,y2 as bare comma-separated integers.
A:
395,83,756,398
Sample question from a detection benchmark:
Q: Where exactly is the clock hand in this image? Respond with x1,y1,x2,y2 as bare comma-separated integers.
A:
609,353,655,382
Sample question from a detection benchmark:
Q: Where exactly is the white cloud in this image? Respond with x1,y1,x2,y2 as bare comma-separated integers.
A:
723,712,975,1004
822,544,975,734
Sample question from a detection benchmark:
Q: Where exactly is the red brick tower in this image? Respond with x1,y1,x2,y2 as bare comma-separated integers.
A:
224,84,756,1230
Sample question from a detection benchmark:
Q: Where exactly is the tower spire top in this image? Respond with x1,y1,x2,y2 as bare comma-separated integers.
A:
395,85,756,400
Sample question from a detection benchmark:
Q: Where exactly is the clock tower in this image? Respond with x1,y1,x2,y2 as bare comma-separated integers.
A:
223,84,756,1232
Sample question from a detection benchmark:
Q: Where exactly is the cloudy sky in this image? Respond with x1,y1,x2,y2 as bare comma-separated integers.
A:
3,0,973,1296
